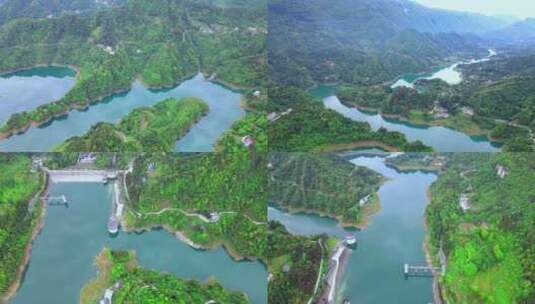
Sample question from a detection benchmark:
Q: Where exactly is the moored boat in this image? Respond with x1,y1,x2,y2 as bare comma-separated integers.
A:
107,216,119,234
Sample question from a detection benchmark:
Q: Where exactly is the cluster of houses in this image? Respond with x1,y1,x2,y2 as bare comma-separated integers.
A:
267,108,293,123
432,103,450,119
431,102,475,119
78,153,96,164
97,44,116,55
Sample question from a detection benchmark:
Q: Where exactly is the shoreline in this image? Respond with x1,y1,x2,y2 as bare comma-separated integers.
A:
312,140,400,153
341,99,501,140
423,187,446,304
317,242,351,304
120,221,260,263
1,171,51,303
0,67,247,141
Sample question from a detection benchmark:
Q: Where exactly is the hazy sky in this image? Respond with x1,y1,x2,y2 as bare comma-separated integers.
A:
413,0,535,19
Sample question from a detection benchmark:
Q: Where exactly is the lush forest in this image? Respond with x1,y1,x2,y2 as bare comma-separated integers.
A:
336,51,535,151
0,0,124,25
268,86,432,152
0,0,265,137
124,152,267,261
269,153,383,226
55,98,208,152
426,153,535,303
268,0,488,88
216,112,267,153
268,221,334,304
0,154,43,298
81,248,249,303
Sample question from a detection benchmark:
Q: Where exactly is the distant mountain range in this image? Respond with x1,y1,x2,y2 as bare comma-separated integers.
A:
0,0,125,24
269,0,502,86
484,18,535,45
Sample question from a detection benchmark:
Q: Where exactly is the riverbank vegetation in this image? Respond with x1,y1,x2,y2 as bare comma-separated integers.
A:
336,52,535,151
217,112,267,153
426,153,535,303
269,153,383,227
0,0,265,137
81,248,249,303
0,154,43,299
124,152,267,261
55,98,208,152
268,221,333,304
268,86,432,152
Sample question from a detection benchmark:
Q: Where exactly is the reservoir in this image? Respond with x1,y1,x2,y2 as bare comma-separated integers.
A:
391,49,497,88
268,155,437,303
0,66,76,125
0,73,244,152
313,86,500,152
12,182,266,304
312,50,501,152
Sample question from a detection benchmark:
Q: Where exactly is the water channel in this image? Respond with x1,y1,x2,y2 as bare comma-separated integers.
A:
0,66,76,125
312,50,501,152
268,155,437,303
0,70,244,152
12,182,266,304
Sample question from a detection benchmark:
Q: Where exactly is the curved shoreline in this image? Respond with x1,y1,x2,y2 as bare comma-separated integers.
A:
271,191,382,230
0,66,247,142
338,99,502,149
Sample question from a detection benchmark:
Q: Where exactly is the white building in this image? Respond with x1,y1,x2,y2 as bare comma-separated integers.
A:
496,165,508,179
459,194,471,212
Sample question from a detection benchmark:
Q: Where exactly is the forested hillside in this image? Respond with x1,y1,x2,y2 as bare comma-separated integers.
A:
426,153,535,303
0,0,124,24
268,221,332,304
0,0,265,138
335,50,535,151
55,98,209,152
0,154,43,299
268,86,432,152
268,0,491,88
268,153,383,226
125,152,267,261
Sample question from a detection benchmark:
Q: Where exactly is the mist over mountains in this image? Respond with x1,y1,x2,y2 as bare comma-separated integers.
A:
269,0,535,87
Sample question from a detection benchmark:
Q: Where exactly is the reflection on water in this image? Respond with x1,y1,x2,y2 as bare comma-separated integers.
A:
0,66,76,125
270,155,437,303
0,73,244,152
12,183,266,304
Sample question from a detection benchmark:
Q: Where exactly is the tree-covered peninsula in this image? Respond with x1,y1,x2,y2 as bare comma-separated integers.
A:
124,152,267,261
55,97,208,152
268,86,432,152
81,249,249,304
426,153,535,303
269,152,384,227
0,154,44,301
0,0,265,138
336,52,535,152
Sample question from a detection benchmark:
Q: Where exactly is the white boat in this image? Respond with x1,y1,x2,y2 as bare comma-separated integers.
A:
344,234,357,249
108,216,119,234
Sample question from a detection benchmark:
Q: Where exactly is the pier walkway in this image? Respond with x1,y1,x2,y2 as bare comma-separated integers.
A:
404,264,444,277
